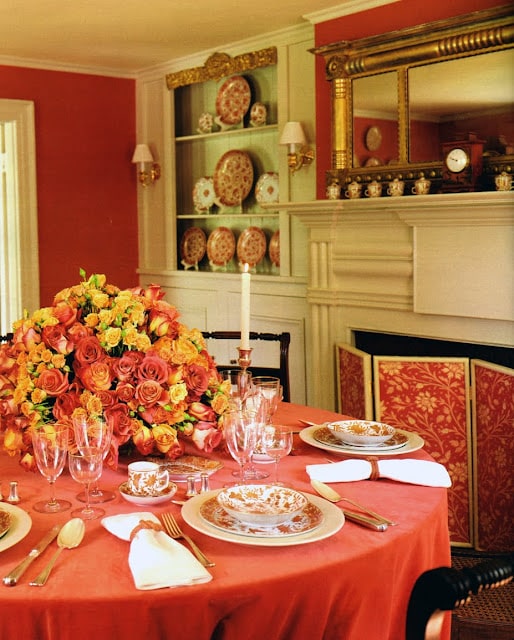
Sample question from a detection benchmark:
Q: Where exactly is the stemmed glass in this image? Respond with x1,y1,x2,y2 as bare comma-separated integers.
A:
261,425,293,486
73,415,114,503
221,369,253,410
68,448,105,520
224,409,259,486
246,376,282,474
31,426,72,513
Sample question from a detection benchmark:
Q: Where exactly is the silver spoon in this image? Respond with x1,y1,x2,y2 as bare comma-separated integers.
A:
29,518,85,587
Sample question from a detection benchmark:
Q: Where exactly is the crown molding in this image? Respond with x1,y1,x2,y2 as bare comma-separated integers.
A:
304,0,399,25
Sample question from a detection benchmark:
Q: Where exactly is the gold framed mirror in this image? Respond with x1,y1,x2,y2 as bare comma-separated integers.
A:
314,5,514,191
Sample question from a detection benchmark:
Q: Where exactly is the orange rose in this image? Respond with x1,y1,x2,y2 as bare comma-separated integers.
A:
132,423,155,455
183,364,209,401
41,325,73,355
137,354,169,384
152,424,178,454
74,336,104,366
135,380,169,408
76,361,113,392
36,368,69,397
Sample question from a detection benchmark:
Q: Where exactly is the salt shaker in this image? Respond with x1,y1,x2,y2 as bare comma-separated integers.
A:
200,473,210,493
7,481,20,504
186,475,198,497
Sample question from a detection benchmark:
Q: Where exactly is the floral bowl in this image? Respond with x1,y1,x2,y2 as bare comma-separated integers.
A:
326,420,396,446
216,484,307,527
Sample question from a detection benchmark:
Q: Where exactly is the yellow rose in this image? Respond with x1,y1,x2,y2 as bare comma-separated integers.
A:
169,382,188,404
102,327,122,349
90,291,110,309
84,313,100,328
152,424,178,453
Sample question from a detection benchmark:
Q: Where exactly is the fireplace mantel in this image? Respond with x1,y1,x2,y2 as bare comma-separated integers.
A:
270,192,514,409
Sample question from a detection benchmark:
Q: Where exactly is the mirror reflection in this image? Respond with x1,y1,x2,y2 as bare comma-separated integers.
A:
352,72,398,168
409,50,514,163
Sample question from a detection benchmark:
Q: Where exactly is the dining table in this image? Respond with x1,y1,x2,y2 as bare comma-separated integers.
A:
0,403,451,640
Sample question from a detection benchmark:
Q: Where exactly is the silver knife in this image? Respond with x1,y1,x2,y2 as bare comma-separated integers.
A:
341,509,388,532
3,524,61,586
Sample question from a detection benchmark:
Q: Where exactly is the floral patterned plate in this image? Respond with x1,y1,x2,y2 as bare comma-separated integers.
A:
180,227,207,266
182,491,344,547
213,150,254,207
207,226,236,265
299,425,424,457
119,481,178,506
215,75,251,126
268,230,280,267
237,226,267,267
193,177,216,213
255,172,279,204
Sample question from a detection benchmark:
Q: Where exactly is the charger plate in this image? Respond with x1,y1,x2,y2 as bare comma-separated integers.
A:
182,490,344,547
0,504,32,552
299,425,424,457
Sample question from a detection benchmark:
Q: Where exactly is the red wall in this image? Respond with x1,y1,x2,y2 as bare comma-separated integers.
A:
0,65,137,306
313,0,507,198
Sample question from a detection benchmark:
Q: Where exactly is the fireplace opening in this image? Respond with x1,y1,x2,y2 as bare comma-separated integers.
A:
354,331,514,370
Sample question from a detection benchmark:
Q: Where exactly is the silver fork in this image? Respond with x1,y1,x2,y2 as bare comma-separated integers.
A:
160,513,215,567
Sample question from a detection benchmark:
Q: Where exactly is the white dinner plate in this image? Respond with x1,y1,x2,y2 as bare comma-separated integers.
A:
299,425,424,457
181,490,344,547
0,503,32,552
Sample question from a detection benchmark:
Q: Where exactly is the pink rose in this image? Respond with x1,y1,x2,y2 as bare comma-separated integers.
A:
112,351,143,382
41,325,73,355
36,368,70,397
148,301,179,337
136,354,169,384
191,423,222,452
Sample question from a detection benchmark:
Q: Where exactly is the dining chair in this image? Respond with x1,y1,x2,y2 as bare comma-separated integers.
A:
405,553,514,640
0,333,13,343
201,330,291,402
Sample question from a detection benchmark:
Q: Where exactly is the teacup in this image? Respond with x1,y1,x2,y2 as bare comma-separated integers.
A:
495,171,512,191
326,180,341,200
412,175,431,195
127,461,169,496
345,181,362,199
365,180,382,198
387,178,404,197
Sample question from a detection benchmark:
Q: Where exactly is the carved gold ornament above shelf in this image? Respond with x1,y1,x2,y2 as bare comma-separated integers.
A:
166,47,277,90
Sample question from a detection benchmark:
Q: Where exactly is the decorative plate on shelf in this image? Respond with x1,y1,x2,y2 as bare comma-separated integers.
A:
237,226,267,267
213,150,254,207
180,227,207,266
268,230,280,267
215,75,251,126
255,172,279,204
207,226,236,266
192,176,216,213
365,125,382,151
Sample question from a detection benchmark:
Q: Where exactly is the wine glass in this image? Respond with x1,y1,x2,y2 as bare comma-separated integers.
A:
73,415,114,503
68,448,105,520
223,409,259,486
221,369,253,410
246,376,282,473
31,426,72,513
261,425,293,486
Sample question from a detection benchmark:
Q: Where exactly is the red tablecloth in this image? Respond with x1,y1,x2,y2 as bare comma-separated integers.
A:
0,404,451,640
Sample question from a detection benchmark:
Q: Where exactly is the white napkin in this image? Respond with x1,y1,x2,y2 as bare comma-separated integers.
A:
306,458,451,488
102,512,212,590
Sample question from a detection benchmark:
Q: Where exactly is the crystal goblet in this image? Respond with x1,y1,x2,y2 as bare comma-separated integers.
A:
32,426,72,514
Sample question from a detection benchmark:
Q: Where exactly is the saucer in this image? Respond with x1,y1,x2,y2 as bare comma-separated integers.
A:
119,481,178,506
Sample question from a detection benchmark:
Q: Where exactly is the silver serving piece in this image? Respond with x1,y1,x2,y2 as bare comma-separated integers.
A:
3,524,61,586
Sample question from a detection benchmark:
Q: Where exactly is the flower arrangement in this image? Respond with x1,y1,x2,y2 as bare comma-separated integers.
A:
0,271,230,471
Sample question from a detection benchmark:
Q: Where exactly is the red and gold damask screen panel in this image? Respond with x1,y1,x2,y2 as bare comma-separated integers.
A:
336,343,373,420
471,360,514,552
373,357,472,546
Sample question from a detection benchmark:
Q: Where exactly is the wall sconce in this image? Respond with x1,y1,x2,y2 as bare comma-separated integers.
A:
131,144,161,187
279,121,314,173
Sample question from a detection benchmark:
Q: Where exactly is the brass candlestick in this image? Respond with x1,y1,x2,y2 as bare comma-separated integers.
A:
237,347,252,371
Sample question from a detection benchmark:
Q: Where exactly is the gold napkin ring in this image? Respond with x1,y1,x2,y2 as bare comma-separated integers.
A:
366,457,380,480
130,520,164,541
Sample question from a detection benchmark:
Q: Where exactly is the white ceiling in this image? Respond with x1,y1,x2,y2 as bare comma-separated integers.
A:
0,0,365,75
